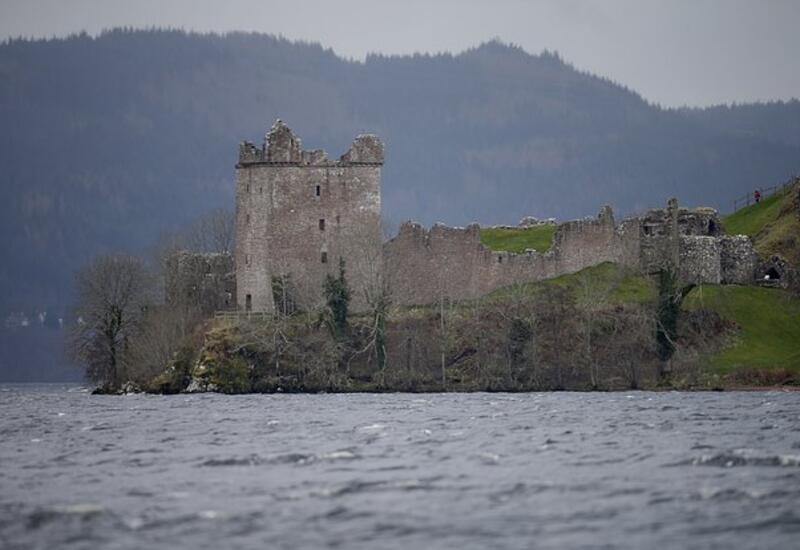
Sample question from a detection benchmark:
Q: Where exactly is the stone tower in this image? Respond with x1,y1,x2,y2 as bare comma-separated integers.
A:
235,120,384,312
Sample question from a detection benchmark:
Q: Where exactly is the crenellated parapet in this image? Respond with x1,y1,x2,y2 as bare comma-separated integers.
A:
266,119,303,163
238,140,264,164
237,120,383,167
339,134,384,165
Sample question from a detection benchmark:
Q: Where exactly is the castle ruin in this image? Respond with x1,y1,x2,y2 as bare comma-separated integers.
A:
235,120,383,313
169,121,764,312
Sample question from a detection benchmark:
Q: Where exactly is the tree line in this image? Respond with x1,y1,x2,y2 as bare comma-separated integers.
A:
68,211,722,393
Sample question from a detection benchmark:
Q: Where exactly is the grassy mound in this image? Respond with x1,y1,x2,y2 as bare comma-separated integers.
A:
723,182,799,265
488,262,655,305
480,225,555,253
683,285,800,374
491,263,799,382
723,191,786,236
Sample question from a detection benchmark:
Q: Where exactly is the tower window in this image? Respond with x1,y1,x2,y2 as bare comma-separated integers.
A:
246,214,250,224
319,219,325,231
246,184,250,193
321,251,328,264
315,185,321,197
245,254,250,266
245,294,252,312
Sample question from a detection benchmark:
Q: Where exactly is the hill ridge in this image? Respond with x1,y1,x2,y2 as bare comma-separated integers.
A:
1,28,799,317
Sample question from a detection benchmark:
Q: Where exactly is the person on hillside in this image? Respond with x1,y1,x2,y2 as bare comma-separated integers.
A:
754,189,762,203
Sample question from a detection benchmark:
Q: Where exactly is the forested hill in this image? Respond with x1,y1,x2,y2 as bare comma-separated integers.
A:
2,28,800,320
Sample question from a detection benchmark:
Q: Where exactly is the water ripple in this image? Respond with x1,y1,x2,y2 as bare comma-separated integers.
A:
1,385,798,549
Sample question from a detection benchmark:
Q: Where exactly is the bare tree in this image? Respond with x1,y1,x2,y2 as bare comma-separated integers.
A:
493,281,538,388
68,254,154,390
125,304,202,385
433,269,459,389
151,207,234,279
148,207,235,309
344,221,392,376
183,208,235,254
533,286,580,390
574,267,619,389
598,305,654,389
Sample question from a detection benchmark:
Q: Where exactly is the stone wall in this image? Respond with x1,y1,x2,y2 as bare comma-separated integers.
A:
235,121,383,312
385,206,638,305
640,203,721,238
719,235,759,285
385,199,760,306
637,199,754,286
166,251,235,314
678,236,721,285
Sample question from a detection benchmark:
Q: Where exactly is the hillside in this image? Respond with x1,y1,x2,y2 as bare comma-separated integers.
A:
137,262,799,394
1,29,800,381
492,263,800,384
2,30,800,312
722,180,800,266
684,285,800,380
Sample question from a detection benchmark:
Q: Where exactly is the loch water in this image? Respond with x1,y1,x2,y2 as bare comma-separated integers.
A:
1,385,799,549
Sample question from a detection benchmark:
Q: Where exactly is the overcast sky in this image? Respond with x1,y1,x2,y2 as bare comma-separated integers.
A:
1,0,797,107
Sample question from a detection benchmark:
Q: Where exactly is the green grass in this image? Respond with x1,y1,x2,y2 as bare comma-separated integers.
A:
684,285,800,373
487,262,656,305
479,225,555,253
722,184,799,265
722,191,785,237
489,265,800,376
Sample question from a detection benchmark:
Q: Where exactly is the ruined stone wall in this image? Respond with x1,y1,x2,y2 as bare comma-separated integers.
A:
639,236,672,275
385,207,637,306
615,219,642,268
385,199,761,306
678,237,721,285
719,235,759,285
637,201,755,285
235,121,383,312
385,223,491,305
166,251,235,314
641,205,721,238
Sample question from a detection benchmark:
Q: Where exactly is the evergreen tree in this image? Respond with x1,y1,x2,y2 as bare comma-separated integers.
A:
655,268,695,380
323,257,351,340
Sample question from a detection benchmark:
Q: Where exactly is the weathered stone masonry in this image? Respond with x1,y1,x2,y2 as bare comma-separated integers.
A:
384,201,759,305
165,251,235,314
223,121,760,312
235,120,383,313
384,207,633,305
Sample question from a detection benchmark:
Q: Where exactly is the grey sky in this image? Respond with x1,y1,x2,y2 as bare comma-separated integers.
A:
1,0,797,107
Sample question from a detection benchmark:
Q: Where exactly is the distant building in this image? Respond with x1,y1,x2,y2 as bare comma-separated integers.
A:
169,120,765,314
